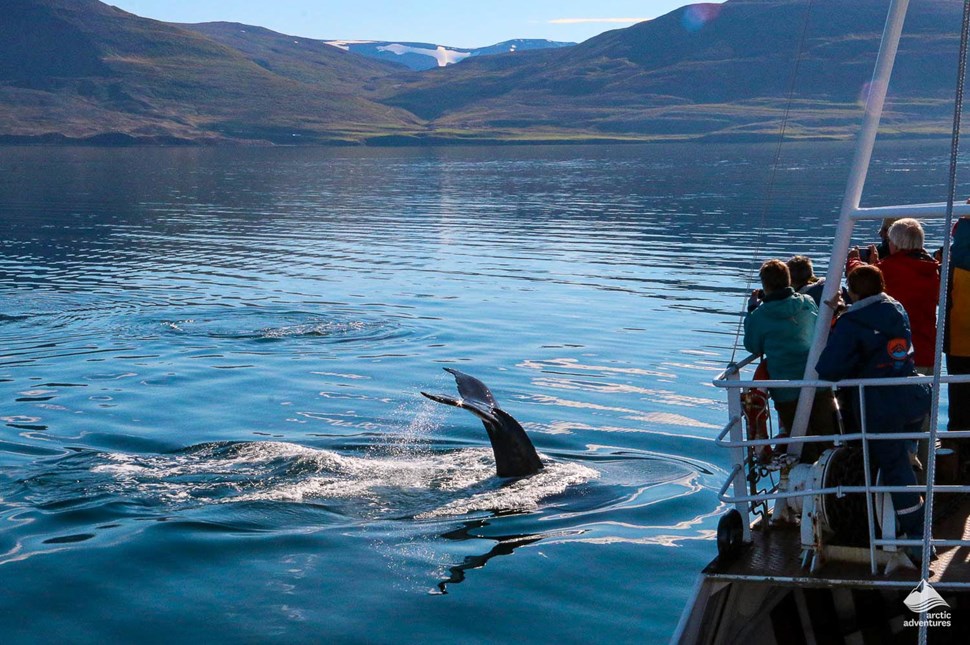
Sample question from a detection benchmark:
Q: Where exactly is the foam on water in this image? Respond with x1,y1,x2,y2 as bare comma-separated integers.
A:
160,313,395,342
82,441,600,519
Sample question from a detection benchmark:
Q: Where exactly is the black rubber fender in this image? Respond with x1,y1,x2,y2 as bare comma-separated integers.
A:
716,509,745,561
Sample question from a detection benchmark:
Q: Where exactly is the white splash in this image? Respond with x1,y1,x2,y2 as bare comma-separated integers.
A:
417,461,598,518
91,442,598,519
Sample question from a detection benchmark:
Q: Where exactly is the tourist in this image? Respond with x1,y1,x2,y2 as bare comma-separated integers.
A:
848,218,940,371
787,255,848,308
945,217,970,437
816,265,930,541
848,218,940,473
744,259,836,462
873,218,898,261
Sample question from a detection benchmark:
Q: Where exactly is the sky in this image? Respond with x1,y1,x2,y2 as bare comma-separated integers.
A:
106,1,721,47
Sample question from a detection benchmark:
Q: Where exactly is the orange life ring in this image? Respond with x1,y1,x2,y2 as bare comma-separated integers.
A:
742,361,771,463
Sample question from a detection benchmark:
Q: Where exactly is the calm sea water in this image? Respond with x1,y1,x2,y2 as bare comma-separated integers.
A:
0,140,960,643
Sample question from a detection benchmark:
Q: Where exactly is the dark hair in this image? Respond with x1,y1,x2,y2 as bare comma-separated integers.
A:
786,255,814,287
759,259,791,293
879,217,899,236
848,265,885,299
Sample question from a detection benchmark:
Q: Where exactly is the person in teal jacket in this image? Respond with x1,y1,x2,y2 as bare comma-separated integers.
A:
743,259,836,462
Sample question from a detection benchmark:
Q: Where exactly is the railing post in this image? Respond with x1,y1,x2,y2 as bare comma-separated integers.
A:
726,366,752,542
789,0,912,458
858,386,880,575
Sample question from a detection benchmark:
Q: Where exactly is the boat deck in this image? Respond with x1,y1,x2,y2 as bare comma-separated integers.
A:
705,496,970,590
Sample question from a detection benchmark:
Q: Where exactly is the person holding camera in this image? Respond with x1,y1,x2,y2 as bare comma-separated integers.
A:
744,259,837,462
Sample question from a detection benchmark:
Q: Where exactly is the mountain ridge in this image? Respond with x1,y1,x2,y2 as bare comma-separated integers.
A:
372,0,960,143
0,0,963,145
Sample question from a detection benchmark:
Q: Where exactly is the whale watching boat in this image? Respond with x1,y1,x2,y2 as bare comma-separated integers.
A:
675,1,970,642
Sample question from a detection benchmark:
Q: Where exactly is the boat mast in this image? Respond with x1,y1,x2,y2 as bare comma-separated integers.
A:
788,0,912,455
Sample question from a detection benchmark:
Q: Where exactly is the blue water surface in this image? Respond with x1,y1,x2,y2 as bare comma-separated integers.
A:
0,140,960,643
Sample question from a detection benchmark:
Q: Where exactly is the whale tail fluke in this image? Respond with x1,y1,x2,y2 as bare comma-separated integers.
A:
422,368,543,478
444,367,497,408
420,391,463,408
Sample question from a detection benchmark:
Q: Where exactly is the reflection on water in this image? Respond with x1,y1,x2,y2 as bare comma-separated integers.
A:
435,520,547,595
0,140,961,642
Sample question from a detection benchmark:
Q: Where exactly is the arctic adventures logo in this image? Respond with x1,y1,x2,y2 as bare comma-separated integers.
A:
903,580,951,629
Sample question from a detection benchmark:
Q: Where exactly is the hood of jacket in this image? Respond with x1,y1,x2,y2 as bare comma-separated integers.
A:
757,288,811,318
841,293,911,338
816,292,917,385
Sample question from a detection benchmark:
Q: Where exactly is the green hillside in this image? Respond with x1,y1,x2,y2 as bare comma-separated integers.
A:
181,22,409,91
0,0,420,143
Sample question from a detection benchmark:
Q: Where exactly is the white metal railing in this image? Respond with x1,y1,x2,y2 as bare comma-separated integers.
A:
849,202,970,221
713,354,970,577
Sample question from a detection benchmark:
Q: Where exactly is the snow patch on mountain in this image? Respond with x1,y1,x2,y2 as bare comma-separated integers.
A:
377,44,472,67
325,40,377,51
323,38,575,71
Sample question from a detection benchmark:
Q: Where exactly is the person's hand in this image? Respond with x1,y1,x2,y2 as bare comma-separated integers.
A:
824,292,844,310
747,289,761,312
867,244,879,263
847,247,860,261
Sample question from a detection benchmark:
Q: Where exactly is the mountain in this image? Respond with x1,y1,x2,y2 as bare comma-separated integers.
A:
181,22,408,89
323,39,575,71
372,0,962,142
0,0,420,144
0,0,964,145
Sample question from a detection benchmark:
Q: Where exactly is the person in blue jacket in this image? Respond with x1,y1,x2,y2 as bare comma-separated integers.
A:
816,265,930,542
744,259,836,462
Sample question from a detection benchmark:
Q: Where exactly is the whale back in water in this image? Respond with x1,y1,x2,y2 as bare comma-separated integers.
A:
422,368,543,478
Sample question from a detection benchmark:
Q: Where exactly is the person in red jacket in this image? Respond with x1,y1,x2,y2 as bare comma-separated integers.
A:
847,218,941,371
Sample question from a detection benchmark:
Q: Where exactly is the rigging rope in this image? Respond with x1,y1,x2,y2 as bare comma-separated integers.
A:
729,0,818,363
919,1,970,635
